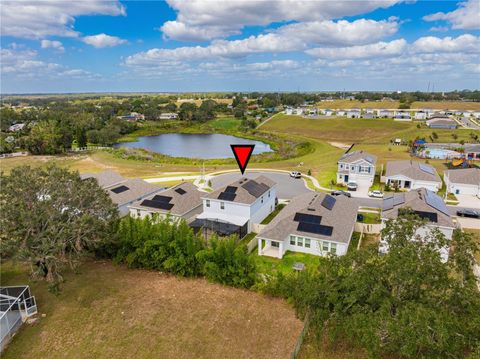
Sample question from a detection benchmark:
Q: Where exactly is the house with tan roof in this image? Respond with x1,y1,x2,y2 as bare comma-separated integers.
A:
337,150,377,186
380,188,455,262
129,182,203,223
190,176,277,239
81,171,163,216
444,168,480,196
257,192,358,259
383,160,442,192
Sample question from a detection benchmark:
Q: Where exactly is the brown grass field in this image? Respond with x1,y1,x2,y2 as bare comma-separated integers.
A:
2,261,303,359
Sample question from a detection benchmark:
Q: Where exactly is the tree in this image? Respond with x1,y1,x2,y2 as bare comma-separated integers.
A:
260,216,480,358
0,166,118,291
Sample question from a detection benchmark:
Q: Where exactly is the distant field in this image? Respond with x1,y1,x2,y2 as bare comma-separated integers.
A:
316,100,480,110
175,98,233,106
2,261,302,359
208,117,241,130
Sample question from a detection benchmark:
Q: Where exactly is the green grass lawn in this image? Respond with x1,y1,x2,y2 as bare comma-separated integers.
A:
357,212,381,224
207,117,241,130
253,251,322,275
261,204,286,224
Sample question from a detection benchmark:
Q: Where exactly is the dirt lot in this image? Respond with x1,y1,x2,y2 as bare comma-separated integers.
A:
2,261,302,359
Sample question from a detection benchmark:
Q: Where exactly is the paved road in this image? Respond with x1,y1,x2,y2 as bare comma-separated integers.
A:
211,171,311,199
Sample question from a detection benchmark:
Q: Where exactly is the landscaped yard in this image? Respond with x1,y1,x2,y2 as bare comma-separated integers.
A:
1,261,303,359
261,203,286,224
253,251,322,275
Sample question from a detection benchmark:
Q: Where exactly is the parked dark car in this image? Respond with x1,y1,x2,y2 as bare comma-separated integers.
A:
331,190,351,198
456,209,480,218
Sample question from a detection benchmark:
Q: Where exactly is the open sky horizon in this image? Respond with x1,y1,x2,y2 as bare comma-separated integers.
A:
1,0,479,94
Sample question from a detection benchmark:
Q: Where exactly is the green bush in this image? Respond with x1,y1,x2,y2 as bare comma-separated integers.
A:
196,236,257,288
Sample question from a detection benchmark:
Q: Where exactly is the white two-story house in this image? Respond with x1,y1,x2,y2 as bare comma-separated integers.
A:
336,150,377,186
190,176,277,239
380,188,455,262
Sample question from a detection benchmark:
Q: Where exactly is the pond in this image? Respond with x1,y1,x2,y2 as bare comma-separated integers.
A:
114,133,273,159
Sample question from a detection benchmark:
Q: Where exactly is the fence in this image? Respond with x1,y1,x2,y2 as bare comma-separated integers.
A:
290,311,311,359
354,222,381,234
246,235,258,253
0,286,37,352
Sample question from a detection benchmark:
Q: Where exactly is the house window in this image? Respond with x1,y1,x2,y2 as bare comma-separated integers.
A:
322,241,329,252
271,241,279,248
290,235,296,245
297,237,304,247
340,164,343,169
331,243,337,254
206,200,210,207
220,202,225,210
268,190,271,197
136,209,141,217
305,238,311,248
261,196,264,203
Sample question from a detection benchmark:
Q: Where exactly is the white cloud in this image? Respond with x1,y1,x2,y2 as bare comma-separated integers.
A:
82,34,128,48
423,0,480,30
428,26,449,32
40,39,64,52
0,48,98,79
412,34,480,53
162,0,403,41
275,17,399,46
306,39,407,59
0,0,125,39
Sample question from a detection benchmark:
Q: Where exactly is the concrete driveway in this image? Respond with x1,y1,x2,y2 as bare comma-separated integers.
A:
348,179,371,199
456,194,480,209
210,171,312,200
456,216,480,230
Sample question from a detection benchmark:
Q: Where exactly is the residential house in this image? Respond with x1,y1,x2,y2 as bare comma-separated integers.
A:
159,112,178,120
414,110,427,120
377,109,394,118
285,107,293,115
117,112,145,121
380,188,455,262
190,176,277,239
337,150,377,186
394,111,411,121
426,118,457,129
321,109,334,116
444,168,480,196
129,182,203,222
383,160,442,192
257,192,358,259
346,109,361,118
336,110,346,116
81,170,163,216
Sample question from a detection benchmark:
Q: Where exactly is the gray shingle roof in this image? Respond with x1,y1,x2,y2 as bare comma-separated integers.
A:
385,160,441,183
381,188,454,228
80,170,125,188
106,179,163,206
445,168,480,186
339,150,377,165
258,192,358,244
129,182,202,216
205,175,276,205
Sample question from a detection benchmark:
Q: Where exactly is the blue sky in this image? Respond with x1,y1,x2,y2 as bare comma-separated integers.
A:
1,0,479,93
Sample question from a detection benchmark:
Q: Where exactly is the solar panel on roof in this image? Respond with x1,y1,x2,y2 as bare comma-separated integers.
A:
175,188,186,195
414,210,438,223
393,193,405,206
218,192,236,201
321,195,336,210
140,199,174,210
225,186,238,193
152,195,173,203
383,196,394,211
242,180,269,197
294,212,321,224
424,190,449,215
419,163,436,175
297,222,333,236
111,185,129,194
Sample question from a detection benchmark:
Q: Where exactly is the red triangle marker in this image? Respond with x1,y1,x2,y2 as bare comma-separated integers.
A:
230,144,255,175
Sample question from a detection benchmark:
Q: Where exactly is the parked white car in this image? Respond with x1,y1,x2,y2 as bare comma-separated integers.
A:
368,190,384,198
347,182,358,191
290,171,302,179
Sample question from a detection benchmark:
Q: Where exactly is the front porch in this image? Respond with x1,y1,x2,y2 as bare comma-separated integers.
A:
257,238,285,259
